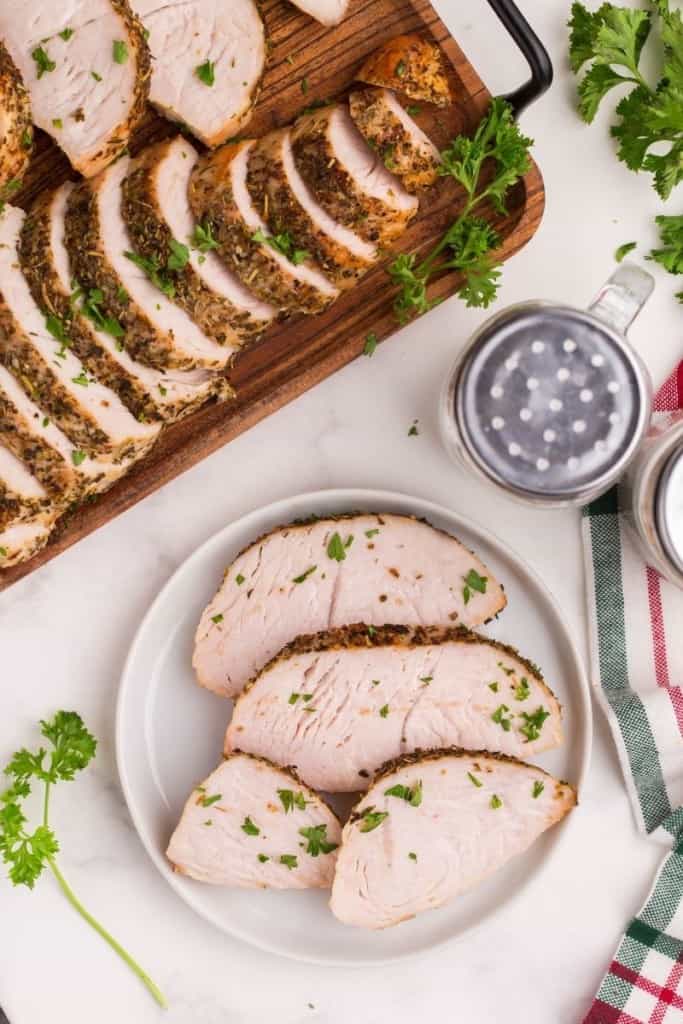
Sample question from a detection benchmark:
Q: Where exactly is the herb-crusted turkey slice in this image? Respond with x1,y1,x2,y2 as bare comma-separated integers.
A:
0,205,159,459
288,0,350,25
194,513,506,698
66,157,234,372
0,0,150,178
0,42,32,191
0,445,49,531
226,625,562,792
166,752,341,889
349,87,441,192
290,104,418,246
0,363,131,500
330,749,576,929
122,137,274,347
246,128,377,289
129,0,265,147
356,34,453,108
0,513,56,568
190,140,339,314
21,183,230,424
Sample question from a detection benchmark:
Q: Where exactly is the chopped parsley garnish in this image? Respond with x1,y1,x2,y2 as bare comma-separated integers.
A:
327,531,353,561
116,287,129,304
42,418,50,428
490,794,503,810
52,118,63,129
45,313,70,346
204,820,213,827
298,824,338,856
616,241,637,263
379,704,389,718
191,221,219,254
200,793,222,808
498,661,515,676
419,675,433,684
395,59,407,77
32,47,56,78
196,59,215,86
489,682,499,692
365,528,380,538
3,179,21,194
113,40,128,64
293,565,317,584
21,128,32,149
532,780,545,799
520,706,551,743
406,104,421,116
289,693,301,705
0,547,6,558
124,251,176,298
278,789,307,813
385,781,422,806
408,851,417,861
251,227,310,266
491,704,512,732
235,573,245,585
462,568,488,605
467,771,483,788
367,625,377,638
358,809,389,833
211,613,224,624
71,373,89,387
301,77,309,94
513,677,531,701
167,239,190,272
257,853,270,863
408,420,419,436
280,854,298,870
363,332,378,356
59,27,74,41
71,450,87,467
91,70,102,82
78,287,125,339
241,816,260,836
371,679,380,686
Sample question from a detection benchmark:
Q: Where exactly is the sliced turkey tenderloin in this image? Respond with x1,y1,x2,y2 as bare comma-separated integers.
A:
0,205,158,459
194,513,507,698
0,42,32,191
0,0,150,178
330,749,576,929
226,625,562,792
66,158,234,372
349,88,441,192
21,184,229,424
356,34,453,108
166,753,341,889
290,104,418,246
0,513,56,569
288,0,350,25
0,363,130,500
0,445,49,531
129,0,265,147
246,129,377,289
190,141,339,314
122,137,275,347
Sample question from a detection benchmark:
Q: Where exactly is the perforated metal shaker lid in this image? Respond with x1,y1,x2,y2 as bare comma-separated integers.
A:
454,266,654,506
657,445,683,574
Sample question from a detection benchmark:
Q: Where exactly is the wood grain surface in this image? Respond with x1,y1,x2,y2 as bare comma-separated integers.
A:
0,0,545,589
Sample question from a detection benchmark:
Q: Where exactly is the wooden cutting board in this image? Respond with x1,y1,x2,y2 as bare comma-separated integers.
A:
0,0,545,589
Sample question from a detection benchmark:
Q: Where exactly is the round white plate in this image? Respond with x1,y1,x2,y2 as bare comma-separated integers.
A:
116,488,592,966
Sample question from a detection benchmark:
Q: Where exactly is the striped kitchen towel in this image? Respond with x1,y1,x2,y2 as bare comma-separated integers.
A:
582,361,683,1023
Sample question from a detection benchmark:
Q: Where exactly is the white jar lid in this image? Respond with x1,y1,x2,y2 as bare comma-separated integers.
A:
657,444,683,573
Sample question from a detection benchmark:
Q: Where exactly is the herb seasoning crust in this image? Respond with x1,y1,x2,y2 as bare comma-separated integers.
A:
0,42,32,191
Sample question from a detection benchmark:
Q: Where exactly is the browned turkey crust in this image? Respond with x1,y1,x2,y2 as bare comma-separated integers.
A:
0,384,84,499
189,142,336,315
290,106,417,247
0,43,32,191
355,34,453,108
246,130,374,289
349,87,441,192
121,140,263,346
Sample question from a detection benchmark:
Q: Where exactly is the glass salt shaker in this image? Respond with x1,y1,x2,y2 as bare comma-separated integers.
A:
621,410,683,589
439,264,655,508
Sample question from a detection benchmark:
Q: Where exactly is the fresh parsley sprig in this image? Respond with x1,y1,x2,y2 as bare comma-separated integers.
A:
648,214,683,300
569,0,683,199
388,98,532,322
0,712,166,1008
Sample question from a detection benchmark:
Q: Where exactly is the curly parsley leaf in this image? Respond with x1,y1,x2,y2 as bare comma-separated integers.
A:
648,214,683,299
0,712,165,1007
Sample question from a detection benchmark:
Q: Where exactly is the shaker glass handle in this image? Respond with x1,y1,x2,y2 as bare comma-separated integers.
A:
486,0,554,116
589,265,655,337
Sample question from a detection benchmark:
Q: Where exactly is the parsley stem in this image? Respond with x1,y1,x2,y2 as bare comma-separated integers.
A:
46,856,167,1008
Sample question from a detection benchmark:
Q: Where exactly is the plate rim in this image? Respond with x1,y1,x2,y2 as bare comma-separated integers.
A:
115,486,593,966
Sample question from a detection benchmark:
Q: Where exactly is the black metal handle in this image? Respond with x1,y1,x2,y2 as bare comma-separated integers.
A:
486,0,554,116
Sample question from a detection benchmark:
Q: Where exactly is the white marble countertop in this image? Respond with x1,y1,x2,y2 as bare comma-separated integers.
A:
1,2,680,1021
